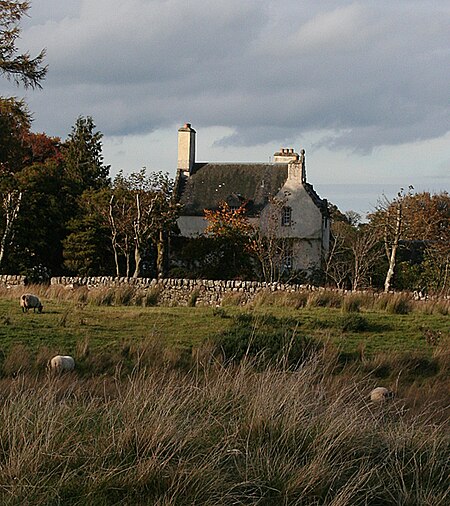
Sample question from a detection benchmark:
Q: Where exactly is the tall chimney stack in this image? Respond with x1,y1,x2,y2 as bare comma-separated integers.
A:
177,123,196,176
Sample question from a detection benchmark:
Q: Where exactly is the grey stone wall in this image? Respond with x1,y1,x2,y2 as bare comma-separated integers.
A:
49,276,320,306
0,275,27,286
1,275,444,305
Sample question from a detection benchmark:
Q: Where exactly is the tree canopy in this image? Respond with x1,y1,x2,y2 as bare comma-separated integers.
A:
0,0,47,89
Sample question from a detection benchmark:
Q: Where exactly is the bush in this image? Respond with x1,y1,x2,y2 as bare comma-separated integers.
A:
24,264,51,285
214,313,320,366
340,314,369,332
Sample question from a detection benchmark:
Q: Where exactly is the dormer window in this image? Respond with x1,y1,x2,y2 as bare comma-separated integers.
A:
281,206,292,226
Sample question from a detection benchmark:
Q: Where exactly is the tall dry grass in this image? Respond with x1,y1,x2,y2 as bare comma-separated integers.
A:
2,283,448,315
1,283,163,308
0,352,448,505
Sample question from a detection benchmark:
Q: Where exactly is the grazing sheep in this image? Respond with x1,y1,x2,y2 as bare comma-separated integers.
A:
50,355,75,373
370,386,394,403
20,293,43,313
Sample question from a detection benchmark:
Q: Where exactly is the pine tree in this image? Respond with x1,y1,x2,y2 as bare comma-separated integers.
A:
0,1,47,88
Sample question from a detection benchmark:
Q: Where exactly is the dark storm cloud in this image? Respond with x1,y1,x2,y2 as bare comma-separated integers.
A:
7,0,450,151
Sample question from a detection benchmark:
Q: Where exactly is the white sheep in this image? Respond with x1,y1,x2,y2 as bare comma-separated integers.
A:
50,355,75,373
370,386,394,403
20,293,43,313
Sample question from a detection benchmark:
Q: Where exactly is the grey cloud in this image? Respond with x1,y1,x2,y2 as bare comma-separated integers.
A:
7,0,450,151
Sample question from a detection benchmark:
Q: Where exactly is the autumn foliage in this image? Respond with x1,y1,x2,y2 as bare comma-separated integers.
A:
204,201,253,240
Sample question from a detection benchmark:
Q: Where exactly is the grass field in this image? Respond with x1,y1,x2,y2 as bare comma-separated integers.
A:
1,287,448,362
0,286,448,504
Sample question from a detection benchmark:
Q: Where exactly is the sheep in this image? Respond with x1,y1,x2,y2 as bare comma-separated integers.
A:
50,355,75,373
370,386,394,403
20,293,43,313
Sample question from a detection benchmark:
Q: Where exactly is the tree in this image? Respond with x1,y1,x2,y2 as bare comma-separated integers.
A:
126,170,179,278
370,187,414,292
11,159,66,274
0,96,30,170
0,1,47,89
325,208,382,290
368,188,450,293
0,184,21,266
0,104,67,273
62,189,113,276
61,170,179,278
249,196,295,283
204,201,255,279
63,116,110,194
347,224,381,291
0,97,30,269
324,219,353,289
108,172,135,277
394,191,449,293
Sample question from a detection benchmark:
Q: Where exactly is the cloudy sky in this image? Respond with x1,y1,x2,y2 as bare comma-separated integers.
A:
2,0,449,217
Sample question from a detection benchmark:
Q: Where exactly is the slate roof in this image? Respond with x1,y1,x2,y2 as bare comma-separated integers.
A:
176,162,289,216
175,161,329,217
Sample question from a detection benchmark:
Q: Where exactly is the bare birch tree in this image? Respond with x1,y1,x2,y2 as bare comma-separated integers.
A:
0,188,21,266
349,224,382,291
324,220,352,289
371,186,414,292
108,170,179,278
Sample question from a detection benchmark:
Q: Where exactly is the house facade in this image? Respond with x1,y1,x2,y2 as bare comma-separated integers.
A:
174,123,330,274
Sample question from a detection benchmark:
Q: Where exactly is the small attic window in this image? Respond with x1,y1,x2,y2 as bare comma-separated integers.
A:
281,206,292,226
226,193,246,212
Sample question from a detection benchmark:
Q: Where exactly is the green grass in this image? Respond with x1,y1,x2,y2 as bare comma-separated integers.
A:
1,295,448,358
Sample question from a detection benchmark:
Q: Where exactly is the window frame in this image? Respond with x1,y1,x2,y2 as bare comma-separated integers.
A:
281,206,292,227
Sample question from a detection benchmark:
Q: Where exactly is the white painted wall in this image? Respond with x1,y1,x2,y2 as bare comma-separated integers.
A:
176,159,328,272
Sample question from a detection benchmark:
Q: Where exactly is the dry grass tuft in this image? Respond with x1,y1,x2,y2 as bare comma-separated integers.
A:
222,292,246,306
2,344,32,376
307,290,342,309
375,292,413,314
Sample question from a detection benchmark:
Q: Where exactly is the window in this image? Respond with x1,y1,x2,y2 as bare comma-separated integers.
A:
281,206,292,226
283,244,293,270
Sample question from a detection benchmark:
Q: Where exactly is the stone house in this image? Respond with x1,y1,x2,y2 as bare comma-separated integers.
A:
173,123,330,274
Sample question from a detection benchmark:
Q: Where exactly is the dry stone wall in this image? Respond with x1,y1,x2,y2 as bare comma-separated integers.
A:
0,275,442,305
0,275,27,286
50,276,320,306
